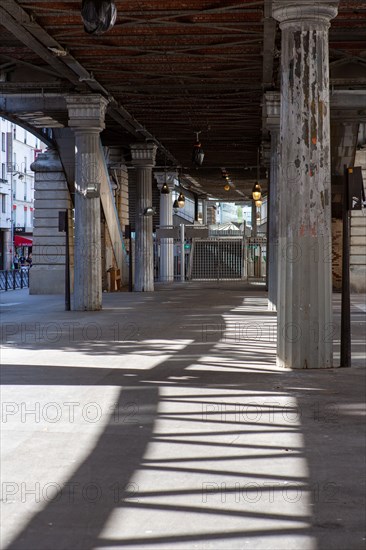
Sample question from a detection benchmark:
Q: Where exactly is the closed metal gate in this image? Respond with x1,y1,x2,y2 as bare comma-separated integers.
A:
153,227,266,284
188,238,244,281
246,237,266,280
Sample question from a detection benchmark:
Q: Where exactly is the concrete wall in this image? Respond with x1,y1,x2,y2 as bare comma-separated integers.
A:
30,150,73,294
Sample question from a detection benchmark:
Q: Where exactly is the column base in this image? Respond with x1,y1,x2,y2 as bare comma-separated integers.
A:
29,266,65,295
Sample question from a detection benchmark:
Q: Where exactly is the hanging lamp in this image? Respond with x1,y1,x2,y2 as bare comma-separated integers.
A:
252,148,262,201
81,0,117,35
192,131,204,167
177,193,185,208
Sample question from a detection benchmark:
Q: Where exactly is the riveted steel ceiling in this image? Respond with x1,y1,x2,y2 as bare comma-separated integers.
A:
0,0,365,199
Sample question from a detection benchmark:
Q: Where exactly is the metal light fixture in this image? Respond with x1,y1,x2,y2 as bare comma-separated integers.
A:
224,183,230,192
192,131,204,167
160,181,170,194
81,0,117,35
255,198,262,207
143,206,156,216
252,183,262,201
173,199,179,210
252,147,262,201
85,182,100,198
177,193,185,208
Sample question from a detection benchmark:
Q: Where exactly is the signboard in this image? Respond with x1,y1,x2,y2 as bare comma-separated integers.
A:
348,167,365,210
185,227,209,239
156,227,180,239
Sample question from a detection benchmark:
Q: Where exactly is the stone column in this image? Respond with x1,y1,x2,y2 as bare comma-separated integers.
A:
30,148,73,294
155,171,177,282
264,92,281,311
130,143,157,291
273,0,339,369
251,201,257,237
202,199,208,226
66,94,109,311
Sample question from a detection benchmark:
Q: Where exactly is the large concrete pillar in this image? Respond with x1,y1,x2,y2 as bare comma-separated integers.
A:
273,0,339,369
66,94,109,311
130,143,157,291
155,171,177,282
264,92,281,311
30,148,73,294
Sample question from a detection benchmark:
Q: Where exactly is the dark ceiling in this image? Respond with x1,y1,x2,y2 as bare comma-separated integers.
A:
0,0,365,200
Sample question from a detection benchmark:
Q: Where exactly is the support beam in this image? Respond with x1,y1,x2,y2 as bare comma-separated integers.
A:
131,143,157,292
66,94,109,311
273,0,339,369
264,92,281,311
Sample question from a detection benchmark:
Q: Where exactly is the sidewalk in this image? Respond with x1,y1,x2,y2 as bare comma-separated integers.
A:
1,285,365,550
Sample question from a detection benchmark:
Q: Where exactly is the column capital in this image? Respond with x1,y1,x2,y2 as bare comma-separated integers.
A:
30,148,63,173
130,142,157,167
154,170,178,189
272,1,339,28
65,94,109,131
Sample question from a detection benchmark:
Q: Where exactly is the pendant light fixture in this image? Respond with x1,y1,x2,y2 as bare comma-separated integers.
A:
252,183,262,201
161,181,170,194
81,0,117,35
252,148,262,201
177,192,185,208
160,167,170,195
192,131,204,167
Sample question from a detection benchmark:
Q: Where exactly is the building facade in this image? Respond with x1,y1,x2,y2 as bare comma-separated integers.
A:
0,120,45,269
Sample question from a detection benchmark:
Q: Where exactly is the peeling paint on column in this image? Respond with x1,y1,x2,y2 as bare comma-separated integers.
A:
272,0,339,369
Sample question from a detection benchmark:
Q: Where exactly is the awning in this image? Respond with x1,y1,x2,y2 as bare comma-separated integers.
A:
14,235,33,247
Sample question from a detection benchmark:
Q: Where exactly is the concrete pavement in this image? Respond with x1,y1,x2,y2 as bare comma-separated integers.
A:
0,284,365,549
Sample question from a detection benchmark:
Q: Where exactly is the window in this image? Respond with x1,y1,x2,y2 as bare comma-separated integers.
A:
13,127,16,140
1,163,5,180
24,156,27,174
1,133,5,152
1,194,5,214
13,152,16,172
24,130,27,144
24,182,27,201
13,180,16,200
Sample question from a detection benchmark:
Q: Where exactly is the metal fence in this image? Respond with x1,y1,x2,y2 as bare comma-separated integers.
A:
153,226,267,284
246,237,267,280
0,269,29,291
188,238,245,281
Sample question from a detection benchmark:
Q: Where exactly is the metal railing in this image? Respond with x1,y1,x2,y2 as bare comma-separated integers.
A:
0,269,29,291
